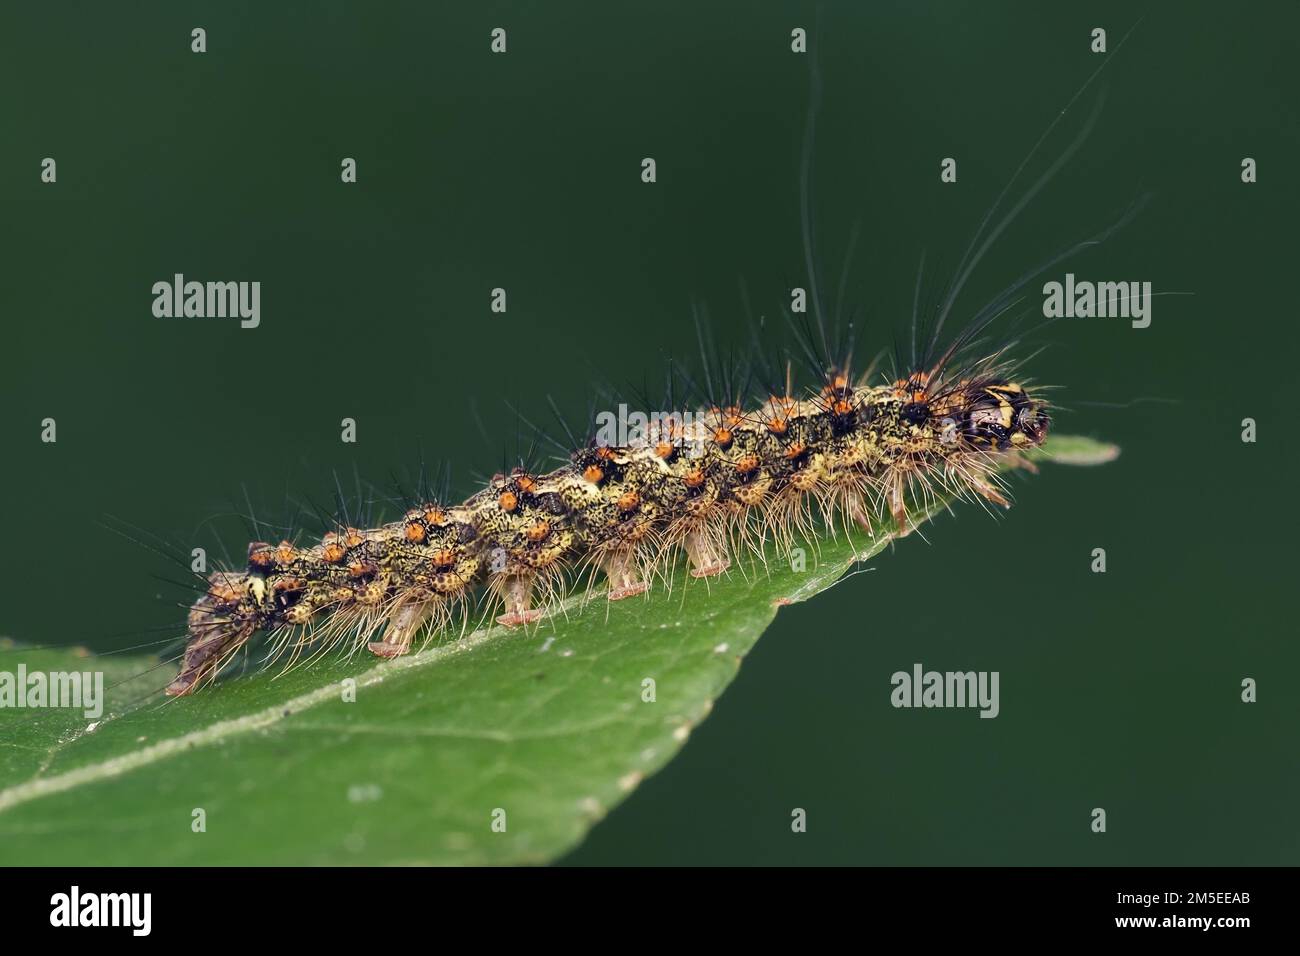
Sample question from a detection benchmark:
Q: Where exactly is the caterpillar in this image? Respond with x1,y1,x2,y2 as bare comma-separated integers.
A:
166,357,1050,696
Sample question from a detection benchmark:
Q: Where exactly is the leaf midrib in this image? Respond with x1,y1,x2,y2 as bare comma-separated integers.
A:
0,624,507,815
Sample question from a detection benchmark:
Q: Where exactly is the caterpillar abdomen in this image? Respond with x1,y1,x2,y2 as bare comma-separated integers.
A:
165,374,1049,696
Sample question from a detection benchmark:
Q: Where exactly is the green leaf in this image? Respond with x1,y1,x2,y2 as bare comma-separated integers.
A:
0,436,1117,865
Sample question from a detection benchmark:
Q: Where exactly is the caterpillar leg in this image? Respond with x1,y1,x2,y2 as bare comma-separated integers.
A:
968,476,1011,508
367,599,437,658
848,500,876,534
685,527,730,578
1003,451,1040,475
888,476,912,537
496,573,545,626
601,549,649,601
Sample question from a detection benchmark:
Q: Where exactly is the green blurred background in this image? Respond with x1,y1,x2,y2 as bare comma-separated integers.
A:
2,0,1296,864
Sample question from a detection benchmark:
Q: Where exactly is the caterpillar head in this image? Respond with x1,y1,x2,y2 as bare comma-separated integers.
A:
958,380,1049,450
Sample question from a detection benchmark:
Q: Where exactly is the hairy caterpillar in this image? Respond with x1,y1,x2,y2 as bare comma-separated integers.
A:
166,360,1050,696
